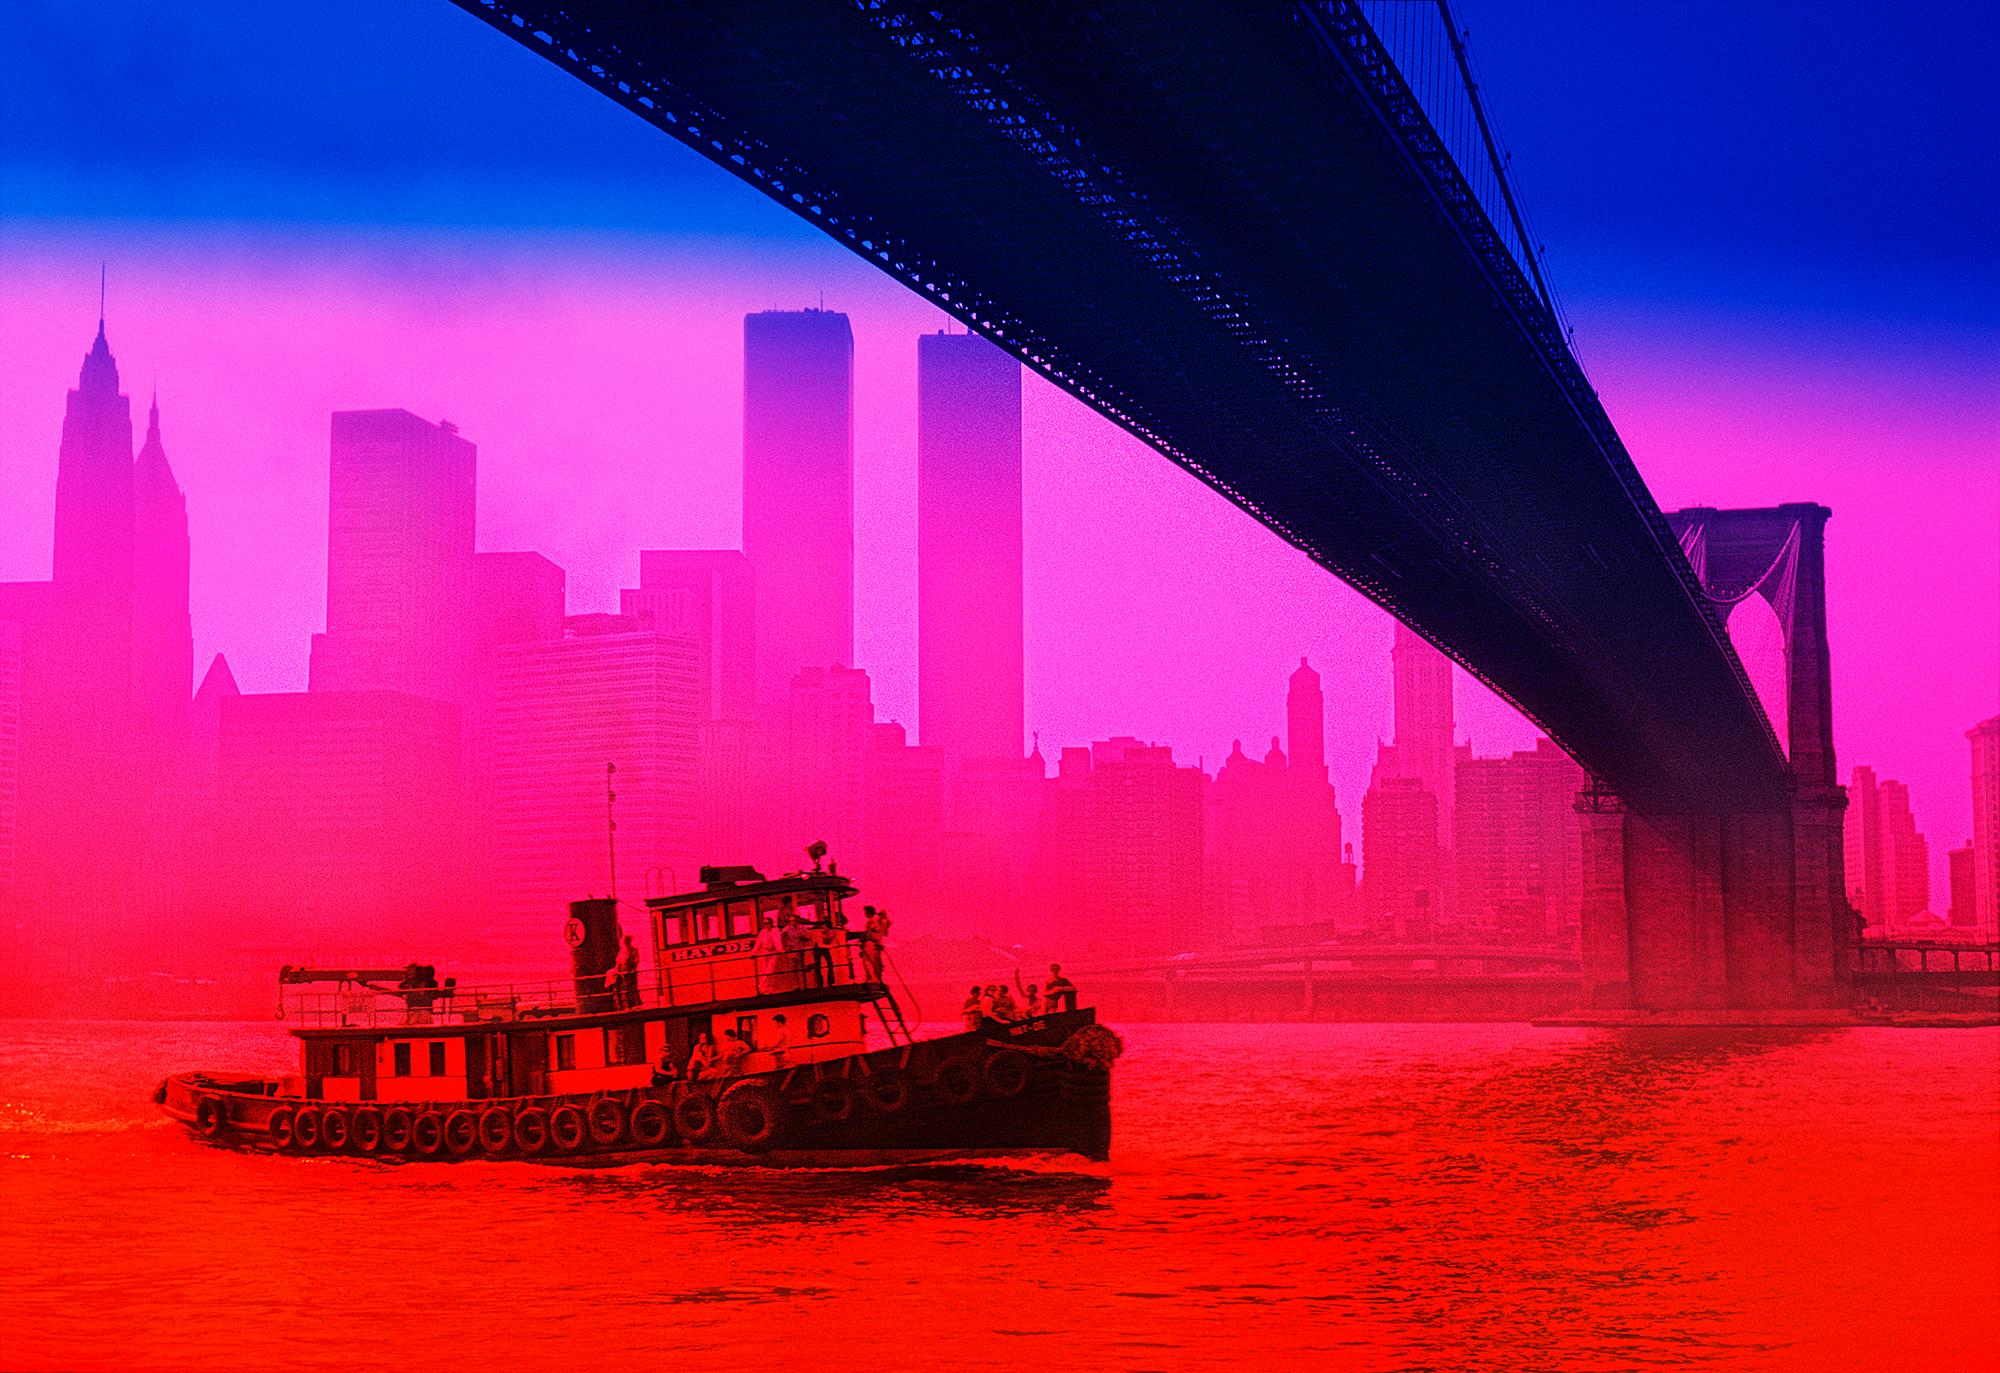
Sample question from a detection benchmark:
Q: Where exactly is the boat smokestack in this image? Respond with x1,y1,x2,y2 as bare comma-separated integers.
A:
566,897,621,1012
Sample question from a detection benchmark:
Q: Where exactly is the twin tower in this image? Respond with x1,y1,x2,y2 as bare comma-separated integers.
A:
744,311,1024,755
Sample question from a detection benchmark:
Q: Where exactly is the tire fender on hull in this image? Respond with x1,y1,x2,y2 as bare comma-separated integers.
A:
629,1099,671,1147
320,1108,351,1152
266,1106,296,1149
862,1068,910,1114
674,1091,718,1145
381,1108,414,1153
478,1108,514,1156
930,1055,981,1107
810,1075,858,1124
588,1097,628,1147
351,1108,384,1154
513,1107,550,1155
292,1107,322,1150
548,1105,587,1153
718,1082,787,1154
412,1112,446,1156
983,1049,1033,1101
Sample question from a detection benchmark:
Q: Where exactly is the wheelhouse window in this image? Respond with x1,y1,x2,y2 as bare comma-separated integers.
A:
553,1033,577,1072
427,1042,447,1076
393,1043,412,1077
725,900,758,939
606,1024,646,1065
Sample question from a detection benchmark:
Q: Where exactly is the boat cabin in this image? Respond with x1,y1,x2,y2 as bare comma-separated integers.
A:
279,864,893,1106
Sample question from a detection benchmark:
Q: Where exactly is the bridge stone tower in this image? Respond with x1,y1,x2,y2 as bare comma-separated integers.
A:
1578,504,1854,1011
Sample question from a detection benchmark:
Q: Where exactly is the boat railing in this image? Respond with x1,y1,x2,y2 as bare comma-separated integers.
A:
281,939,871,1029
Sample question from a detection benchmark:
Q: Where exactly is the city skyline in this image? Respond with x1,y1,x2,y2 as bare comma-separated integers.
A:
0,292,1989,913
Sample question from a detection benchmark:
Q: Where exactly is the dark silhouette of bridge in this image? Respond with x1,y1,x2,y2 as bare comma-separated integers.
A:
447,1,1854,1011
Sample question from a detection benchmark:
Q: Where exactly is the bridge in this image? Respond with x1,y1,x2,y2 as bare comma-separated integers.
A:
446,1,1854,1012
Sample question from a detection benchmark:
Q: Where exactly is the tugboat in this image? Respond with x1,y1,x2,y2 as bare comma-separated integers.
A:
157,854,1121,1165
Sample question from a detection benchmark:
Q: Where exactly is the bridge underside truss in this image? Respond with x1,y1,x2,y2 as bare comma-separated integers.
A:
448,0,1790,810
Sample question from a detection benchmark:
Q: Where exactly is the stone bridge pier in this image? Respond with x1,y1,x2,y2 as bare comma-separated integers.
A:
1578,505,1855,1011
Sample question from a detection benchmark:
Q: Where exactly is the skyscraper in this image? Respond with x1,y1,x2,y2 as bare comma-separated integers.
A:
864,719,949,916
1364,623,1459,932
1288,657,1328,784
1843,765,1930,934
780,665,875,874
1362,777,1442,940
1208,660,1354,945
53,318,135,634
1038,737,1206,956
1946,843,1976,931
621,550,755,723
311,409,477,706
1381,621,1458,851
131,396,194,934
743,309,854,704
917,330,1024,762
131,394,193,741
1454,737,1588,944
490,615,701,953
40,315,144,964
1970,717,2000,939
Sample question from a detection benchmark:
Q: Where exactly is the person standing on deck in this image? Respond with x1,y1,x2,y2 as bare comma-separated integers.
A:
1046,964,1077,1013
752,917,786,993
809,916,839,987
859,906,891,984
763,1014,793,1068
611,934,641,1009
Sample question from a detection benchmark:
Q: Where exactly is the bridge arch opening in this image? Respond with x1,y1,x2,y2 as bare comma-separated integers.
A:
1726,596,1789,760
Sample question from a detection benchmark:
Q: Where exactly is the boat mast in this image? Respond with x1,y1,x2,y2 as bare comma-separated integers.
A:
605,761,618,902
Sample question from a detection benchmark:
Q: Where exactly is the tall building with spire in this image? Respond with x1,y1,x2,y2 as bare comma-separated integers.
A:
917,330,1024,763
0,308,202,977
53,314,135,631
131,395,193,769
130,394,195,948
743,309,854,704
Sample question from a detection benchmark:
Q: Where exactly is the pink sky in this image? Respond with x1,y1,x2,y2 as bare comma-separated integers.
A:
1,221,1993,894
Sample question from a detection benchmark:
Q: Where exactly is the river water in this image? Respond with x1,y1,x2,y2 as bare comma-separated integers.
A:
3,1019,1995,1372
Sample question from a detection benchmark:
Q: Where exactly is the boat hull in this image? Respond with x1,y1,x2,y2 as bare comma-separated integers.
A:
160,1011,1116,1166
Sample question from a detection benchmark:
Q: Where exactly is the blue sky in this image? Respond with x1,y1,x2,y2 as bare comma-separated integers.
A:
5,1,1995,333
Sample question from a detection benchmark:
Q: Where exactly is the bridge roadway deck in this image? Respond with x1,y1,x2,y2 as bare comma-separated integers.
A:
450,0,1790,810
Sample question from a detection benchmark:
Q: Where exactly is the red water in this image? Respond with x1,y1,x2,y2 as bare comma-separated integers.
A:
4,1020,1996,1371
